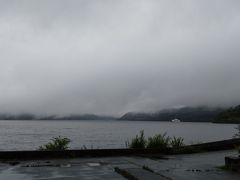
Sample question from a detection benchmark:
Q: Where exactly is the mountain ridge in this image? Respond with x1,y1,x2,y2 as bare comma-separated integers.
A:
119,106,224,122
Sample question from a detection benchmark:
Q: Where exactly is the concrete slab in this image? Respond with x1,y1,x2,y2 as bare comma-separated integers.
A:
153,150,240,180
0,151,239,180
116,167,168,180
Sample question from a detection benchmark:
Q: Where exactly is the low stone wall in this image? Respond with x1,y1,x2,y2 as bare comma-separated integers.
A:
0,138,239,160
0,148,168,160
188,138,240,151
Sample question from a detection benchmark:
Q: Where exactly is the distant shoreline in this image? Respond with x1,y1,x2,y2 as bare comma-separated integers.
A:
0,119,238,124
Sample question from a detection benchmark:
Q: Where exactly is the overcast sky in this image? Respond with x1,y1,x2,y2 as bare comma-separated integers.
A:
0,0,240,115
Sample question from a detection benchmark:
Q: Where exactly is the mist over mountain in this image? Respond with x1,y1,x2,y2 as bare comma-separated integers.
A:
0,113,116,120
0,1,240,115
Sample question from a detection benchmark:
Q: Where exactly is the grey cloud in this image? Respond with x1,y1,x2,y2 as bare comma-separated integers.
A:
0,0,240,115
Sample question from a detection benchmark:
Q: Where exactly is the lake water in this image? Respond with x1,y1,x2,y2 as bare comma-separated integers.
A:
0,120,237,150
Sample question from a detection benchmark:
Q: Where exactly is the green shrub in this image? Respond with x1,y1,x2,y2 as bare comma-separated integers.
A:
170,136,184,148
126,131,185,151
126,130,147,149
39,136,71,151
146,133,170,149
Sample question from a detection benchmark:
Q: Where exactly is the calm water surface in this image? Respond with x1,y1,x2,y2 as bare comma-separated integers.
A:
0,120,237,150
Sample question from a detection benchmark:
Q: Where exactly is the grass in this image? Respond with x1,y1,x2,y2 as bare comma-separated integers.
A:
146,133,170,149
126,130,147,149
38,136,71,151
170,136,185,148
126,130,185,150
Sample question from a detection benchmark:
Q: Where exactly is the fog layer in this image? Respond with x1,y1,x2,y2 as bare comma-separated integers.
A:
0,0,240,115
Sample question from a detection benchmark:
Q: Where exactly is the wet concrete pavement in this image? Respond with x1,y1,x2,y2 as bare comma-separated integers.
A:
0,150,239,180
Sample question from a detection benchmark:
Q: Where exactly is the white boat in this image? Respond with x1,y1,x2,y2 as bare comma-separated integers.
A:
171,118,181,122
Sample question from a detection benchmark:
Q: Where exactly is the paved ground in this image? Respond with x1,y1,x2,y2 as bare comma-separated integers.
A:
0,150,239,180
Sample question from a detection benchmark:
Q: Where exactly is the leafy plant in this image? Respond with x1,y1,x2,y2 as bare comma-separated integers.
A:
233,124,240,138
170,136,184,148
146,133,170,149
126,130,147,149
39,136,71,151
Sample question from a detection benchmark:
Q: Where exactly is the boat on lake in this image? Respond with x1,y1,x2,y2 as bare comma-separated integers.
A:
171,118,181,122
